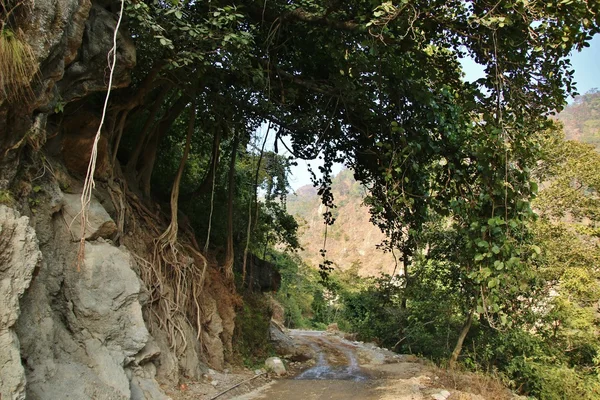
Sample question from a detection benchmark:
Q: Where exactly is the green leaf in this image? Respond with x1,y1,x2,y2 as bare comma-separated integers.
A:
530,181,538,193
476,240,489,248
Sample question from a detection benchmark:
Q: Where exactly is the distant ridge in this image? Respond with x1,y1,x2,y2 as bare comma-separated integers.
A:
287,169,397,277
557,89,600,148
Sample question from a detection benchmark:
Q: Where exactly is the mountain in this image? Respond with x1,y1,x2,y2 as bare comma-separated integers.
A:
556,89,600,148
287,169,397,277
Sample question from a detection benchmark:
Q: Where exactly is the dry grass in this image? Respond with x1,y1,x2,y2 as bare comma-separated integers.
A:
0,26,37,103
435,367,515,400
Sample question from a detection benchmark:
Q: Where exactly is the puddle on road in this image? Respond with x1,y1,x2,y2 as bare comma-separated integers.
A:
292,332,369,382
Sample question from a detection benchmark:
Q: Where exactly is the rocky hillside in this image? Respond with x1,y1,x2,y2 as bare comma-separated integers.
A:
556,90,600,148
287,169,397,277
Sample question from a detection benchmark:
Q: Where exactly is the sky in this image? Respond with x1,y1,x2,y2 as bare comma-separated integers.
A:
280,35,600,191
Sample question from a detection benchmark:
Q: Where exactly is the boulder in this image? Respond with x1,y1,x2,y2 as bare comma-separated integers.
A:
265,357,286,376
62,193,117,241
237,254,281,292
269,322,313,362
64,241,149,354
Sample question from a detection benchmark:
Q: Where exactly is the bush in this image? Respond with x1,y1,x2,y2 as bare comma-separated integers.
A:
341,277,404,347
233,294,273,367
504,358,600,400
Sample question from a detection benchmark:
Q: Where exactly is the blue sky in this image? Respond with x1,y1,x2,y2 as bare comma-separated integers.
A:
460,34,600,99
283,35,600,190
569,35,600,97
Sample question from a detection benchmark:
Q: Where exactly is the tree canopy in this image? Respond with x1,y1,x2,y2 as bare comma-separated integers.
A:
94,0,599,328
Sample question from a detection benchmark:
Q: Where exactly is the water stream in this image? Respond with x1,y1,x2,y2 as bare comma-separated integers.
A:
291,331,369,382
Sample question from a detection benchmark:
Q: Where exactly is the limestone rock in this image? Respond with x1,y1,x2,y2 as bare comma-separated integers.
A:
135,338,162,365
199,287,225,370
177,316,209,379
265,357,286,376
62,193,117,241
269,321,295,354
153,329,179,386
61,125,111,179
84,338,132,398
16,232,154,399
64,241,149,354
269,321,313,362
130,375,172,400
0,206,41,400
57,3,136,103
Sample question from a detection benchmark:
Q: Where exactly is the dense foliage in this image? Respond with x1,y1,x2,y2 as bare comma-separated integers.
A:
107,0,600,258
282,122,600,399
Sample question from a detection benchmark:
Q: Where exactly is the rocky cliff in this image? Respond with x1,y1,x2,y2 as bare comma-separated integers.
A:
0,1,235,399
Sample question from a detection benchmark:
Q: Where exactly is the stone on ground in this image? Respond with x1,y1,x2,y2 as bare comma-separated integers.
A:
265,357,286,376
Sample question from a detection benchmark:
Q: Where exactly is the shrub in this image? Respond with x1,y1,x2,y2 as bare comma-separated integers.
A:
233,294,273,367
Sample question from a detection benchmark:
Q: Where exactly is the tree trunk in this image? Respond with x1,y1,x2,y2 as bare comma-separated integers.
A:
125,84,172,173
242,125,271,285
191,127,221,196
401,245,413,309
161,97,196,244
449,307,475,369
224,132,240,284
137,95,189,197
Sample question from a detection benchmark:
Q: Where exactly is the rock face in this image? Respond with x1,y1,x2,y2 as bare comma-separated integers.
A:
0,0,237,398
0,189,235,400
57,3,136,103
9,187,154,400
0,206,41,400
238,254,282,292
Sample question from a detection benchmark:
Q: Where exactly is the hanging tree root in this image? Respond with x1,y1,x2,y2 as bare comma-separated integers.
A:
76,0,125,270
126,194,209,357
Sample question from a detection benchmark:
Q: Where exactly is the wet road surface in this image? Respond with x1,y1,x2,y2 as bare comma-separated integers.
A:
235,330,425,400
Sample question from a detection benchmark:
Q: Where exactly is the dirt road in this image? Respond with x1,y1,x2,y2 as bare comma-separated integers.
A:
236,330,457,400
169,329,513,400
